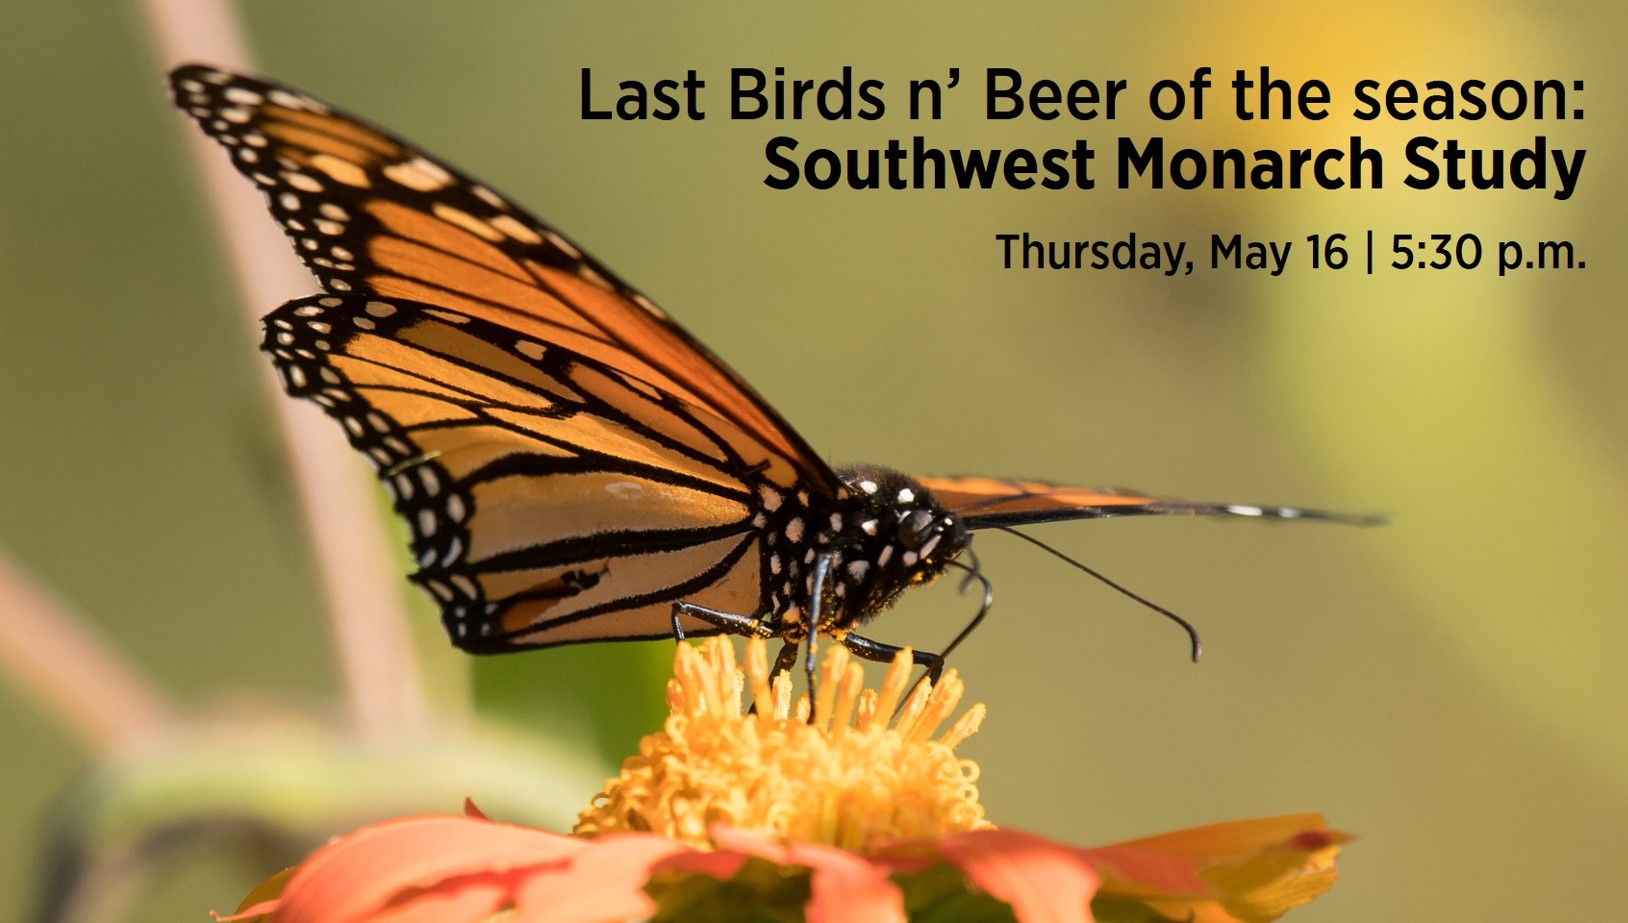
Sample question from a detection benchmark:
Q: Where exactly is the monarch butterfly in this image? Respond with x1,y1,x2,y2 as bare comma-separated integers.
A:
169,64,1374,684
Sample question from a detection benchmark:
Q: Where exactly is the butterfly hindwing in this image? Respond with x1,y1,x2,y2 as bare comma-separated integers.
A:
265,293,777,649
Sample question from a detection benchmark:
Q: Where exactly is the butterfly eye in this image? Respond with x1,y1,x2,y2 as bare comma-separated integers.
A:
899,510,936,550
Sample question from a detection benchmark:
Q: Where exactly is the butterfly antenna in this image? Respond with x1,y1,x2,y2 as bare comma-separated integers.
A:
942,549,995,661
993,525,1203,662
894,551,994,711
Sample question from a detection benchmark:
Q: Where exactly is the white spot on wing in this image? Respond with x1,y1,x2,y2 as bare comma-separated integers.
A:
545,230,581,259
284,172,323,193
384,156,453,192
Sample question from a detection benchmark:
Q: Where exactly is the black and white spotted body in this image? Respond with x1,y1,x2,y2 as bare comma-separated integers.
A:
818,466,969,633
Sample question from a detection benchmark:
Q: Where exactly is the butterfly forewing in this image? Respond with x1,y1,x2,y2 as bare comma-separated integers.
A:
171,64,855,650
169,64,836,494
914,475,1378,528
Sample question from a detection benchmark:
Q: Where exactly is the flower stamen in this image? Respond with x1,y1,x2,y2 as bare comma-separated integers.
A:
574,637,990,851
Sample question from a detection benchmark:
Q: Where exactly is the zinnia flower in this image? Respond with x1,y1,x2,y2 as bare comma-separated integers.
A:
218,638,1347,922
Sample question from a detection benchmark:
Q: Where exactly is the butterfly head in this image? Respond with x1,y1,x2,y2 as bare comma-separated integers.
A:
826,466,969,626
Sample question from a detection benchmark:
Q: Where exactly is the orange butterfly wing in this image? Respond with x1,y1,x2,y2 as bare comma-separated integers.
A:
914,475,1380,529
171,64,842,650
169,64,834,496
264,292,783,649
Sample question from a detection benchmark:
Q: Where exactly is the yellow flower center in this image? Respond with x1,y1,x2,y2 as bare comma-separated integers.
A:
573,637,991,851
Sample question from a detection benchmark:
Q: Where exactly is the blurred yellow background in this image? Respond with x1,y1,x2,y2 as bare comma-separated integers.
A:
0,1,1622,920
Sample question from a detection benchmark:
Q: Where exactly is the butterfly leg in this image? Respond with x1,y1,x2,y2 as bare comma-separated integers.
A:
669,605,799,718
803,553,835,701
769,638,801,679
669,601,776,642
840,633,946,688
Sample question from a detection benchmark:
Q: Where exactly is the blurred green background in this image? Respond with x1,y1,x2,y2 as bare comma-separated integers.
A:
1,1,1623,920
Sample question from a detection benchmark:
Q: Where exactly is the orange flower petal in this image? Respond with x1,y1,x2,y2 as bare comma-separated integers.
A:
513,833,695,923
932,829,1101,923
1185,830,1346,923
788,841,906,923
1088,815,1348,923
1101,813,1332,864
273,815,585,923
360,880,511,923
1074,843,1210,900
655,826,906,923
649,848,751,881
